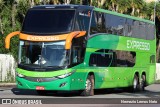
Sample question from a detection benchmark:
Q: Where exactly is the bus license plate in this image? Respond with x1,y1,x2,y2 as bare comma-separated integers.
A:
36,86,45,90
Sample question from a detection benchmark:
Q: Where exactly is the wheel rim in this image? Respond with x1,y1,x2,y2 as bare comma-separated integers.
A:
85,79,92,92
133,78,137,89
141,75,145,89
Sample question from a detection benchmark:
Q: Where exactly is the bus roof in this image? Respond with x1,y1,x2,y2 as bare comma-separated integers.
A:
31,5,154,25
31,5,94,10
94,7,154,24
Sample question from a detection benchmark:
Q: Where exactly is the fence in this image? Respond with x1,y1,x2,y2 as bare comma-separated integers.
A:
0,54,16,82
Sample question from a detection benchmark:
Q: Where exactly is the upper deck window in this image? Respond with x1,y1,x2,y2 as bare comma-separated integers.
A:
22,9,75,35
74,9,91,32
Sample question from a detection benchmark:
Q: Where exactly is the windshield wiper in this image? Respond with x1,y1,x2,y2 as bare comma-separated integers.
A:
46,66,65,69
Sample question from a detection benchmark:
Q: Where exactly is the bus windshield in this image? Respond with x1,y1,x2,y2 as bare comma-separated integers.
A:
22,9,75,35
19,41,68,68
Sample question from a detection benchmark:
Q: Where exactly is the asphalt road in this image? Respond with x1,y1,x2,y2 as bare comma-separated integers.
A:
0,84,160,98
1,84,160,107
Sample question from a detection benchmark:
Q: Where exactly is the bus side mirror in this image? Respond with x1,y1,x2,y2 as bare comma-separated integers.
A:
5,31,20,49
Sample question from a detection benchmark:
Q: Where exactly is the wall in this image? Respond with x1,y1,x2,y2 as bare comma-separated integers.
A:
0,54,16,82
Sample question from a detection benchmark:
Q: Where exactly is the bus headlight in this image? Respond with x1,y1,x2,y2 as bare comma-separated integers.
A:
16,72,25,78
56,70,76,79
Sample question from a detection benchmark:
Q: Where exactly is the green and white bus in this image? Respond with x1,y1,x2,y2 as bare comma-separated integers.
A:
5,5,156,96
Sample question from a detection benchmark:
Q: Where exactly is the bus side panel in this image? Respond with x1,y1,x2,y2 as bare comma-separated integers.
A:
147,64,156,85
86,34,156,89
69,69,89,90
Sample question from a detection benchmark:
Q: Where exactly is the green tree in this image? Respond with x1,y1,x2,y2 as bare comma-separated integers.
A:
130,0,144,16
109,0,118,11
146,2,155,21
0,0,4,34
117,0,131,14
156,2,160,18
71,0,81,4
0,0,19,59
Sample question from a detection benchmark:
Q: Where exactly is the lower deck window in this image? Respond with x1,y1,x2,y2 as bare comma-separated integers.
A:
89,49,136,67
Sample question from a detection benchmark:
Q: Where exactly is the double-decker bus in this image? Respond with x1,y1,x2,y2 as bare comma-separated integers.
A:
5,5,156,96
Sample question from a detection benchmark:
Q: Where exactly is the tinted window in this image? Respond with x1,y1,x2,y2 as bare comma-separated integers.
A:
70,37,86,65
71,46,81,64
22,9,75,35
74,9,91,32
131,21,139,38
131,21,155,40
132,21,146,39
89,49,136,67
124,19,133,37
115,51,136,67
146,24,155,40
89,53,112,67
90,12,97,34
90,11,105,34
139,22,146,39
89,49,112,67
105,14,126,35
90,11,155,40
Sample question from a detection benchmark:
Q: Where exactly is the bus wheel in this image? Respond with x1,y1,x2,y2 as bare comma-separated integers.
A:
132,75,139,92
140,75,146,91
81,75,94,96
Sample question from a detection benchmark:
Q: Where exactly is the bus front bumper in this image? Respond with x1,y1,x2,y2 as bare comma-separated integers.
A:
16,76,71,91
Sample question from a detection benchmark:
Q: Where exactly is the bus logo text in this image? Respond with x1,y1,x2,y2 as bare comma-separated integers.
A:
127,40,150,51
27,36,59,41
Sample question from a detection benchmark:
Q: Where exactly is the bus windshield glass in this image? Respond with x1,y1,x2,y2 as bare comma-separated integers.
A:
19,41,68,67
22,9,75,35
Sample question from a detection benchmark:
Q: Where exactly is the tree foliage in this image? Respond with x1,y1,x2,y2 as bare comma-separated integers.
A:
0,0,160,60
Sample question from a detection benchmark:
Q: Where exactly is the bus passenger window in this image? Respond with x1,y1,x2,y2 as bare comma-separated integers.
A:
89,53,113,67
139,22,146,39
146,24,155,40
124,19,133,37
90,12,105,35
89,54,97,66
105,14,126,36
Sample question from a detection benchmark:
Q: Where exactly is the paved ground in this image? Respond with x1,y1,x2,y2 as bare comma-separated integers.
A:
0,84,160,107
0,84,160,98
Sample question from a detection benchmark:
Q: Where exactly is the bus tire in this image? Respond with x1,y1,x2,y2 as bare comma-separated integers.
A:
140,75,146,91
130,75,139,92
81,75,94,96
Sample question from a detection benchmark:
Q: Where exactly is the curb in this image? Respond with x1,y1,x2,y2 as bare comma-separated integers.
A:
0,83,16,87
